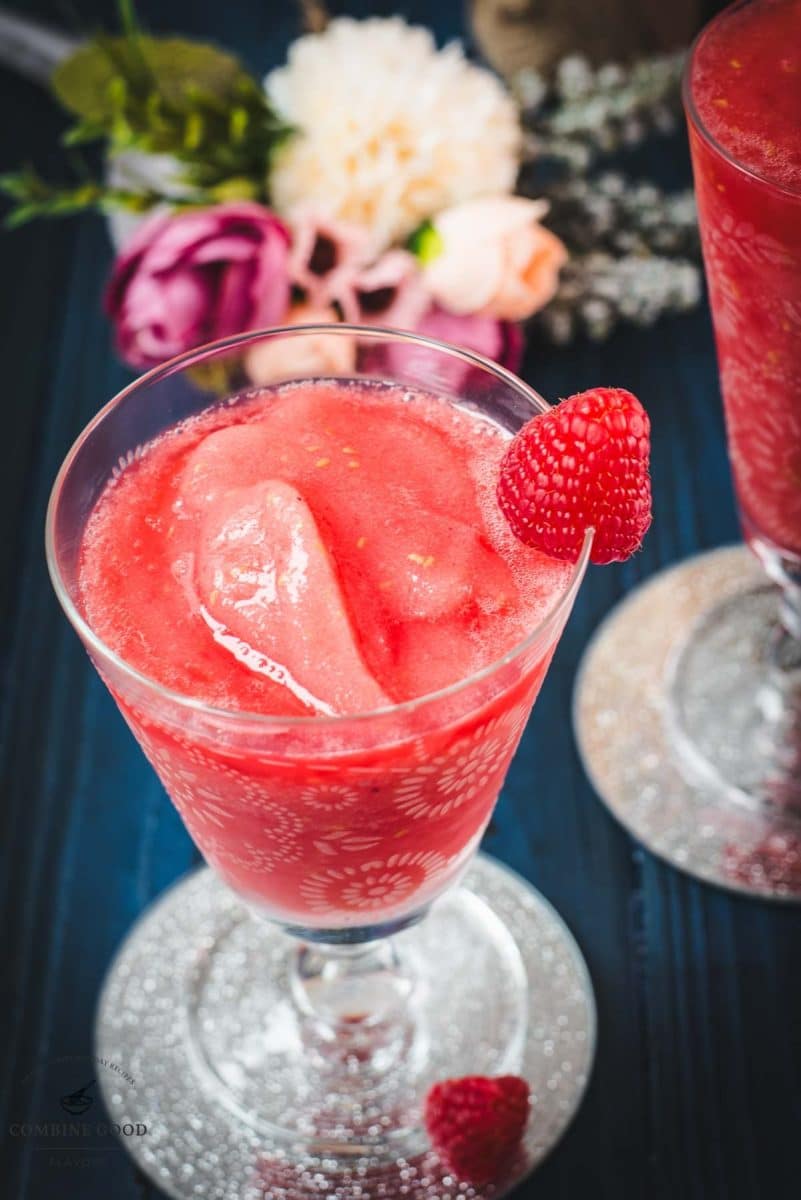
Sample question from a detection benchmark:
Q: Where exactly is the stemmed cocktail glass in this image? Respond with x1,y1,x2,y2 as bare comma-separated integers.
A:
47,326,596,1198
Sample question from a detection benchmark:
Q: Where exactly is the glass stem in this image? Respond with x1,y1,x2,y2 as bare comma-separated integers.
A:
290,938,417,1042
779,581,801,644
767,579,801,679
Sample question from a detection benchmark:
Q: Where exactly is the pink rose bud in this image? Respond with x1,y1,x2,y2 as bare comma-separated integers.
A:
370,305,522,394
416,305,523,374
105,203,292,369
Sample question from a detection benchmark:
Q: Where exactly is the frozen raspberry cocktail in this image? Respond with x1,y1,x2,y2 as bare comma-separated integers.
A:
48,326,649,1178
77,373,574,928
686,0,801,574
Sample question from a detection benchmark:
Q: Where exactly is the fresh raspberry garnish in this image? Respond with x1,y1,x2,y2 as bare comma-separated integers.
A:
497,387,651,565
424,1074,530,1184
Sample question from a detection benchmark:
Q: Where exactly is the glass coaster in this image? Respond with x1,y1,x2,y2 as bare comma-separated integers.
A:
575,545,801,900
95,853,596,1199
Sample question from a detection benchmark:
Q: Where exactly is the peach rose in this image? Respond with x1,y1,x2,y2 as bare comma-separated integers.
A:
422,197,567,321
245,303,356,384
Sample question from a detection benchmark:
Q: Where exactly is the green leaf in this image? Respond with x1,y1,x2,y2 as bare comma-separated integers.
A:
5,205,44,230
408,219,444,265
100,189,163,214
52,37,259,121
0,165,163,227
183,110,204,151
107,75,129,112
62,119,107,146
209,176,260,202
110,110,135,146
118,0,141,39
0,167,45,200
229,106,249,143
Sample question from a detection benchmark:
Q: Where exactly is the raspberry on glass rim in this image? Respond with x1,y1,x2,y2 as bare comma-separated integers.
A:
497,386,652,564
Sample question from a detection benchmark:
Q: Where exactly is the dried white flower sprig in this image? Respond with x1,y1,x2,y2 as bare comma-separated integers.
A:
537,252,702,344
541,172,699,259
516,51,687,175
515,53,703,344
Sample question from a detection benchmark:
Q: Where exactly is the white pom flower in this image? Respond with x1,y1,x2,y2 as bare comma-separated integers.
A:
265,17,521,251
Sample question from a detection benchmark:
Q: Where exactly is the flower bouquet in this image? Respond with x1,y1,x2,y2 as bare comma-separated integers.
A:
2,7,570,373
1,1,701,360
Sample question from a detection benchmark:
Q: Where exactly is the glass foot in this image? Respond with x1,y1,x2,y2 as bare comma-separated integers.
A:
575,545,801,899
668,588,801,813
96,855,595,1199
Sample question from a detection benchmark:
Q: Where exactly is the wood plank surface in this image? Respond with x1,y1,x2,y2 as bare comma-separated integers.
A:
1,2,797,1197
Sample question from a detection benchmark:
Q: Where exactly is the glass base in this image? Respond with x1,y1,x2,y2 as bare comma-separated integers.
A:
96,856,595,1199
668,588,801,813
574,545,801,900
186,883,526,1152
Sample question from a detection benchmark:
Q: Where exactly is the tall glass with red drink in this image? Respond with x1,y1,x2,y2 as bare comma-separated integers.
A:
574,1,801,902
687,0,801,586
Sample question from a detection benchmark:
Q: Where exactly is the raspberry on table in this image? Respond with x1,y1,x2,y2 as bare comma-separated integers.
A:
424,1074,531,1184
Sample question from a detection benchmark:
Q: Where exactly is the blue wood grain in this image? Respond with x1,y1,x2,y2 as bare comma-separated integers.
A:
2,2,800,1198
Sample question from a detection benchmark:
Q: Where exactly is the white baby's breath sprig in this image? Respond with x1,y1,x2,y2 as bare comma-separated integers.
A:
536,252,702,344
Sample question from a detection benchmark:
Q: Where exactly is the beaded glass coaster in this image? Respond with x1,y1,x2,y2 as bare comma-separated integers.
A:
96,854,595,1198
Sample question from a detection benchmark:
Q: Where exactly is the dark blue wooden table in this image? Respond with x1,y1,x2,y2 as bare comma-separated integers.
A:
2,2,799,1197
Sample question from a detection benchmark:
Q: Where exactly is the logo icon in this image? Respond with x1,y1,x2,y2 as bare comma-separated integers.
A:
59,1079,95,1116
